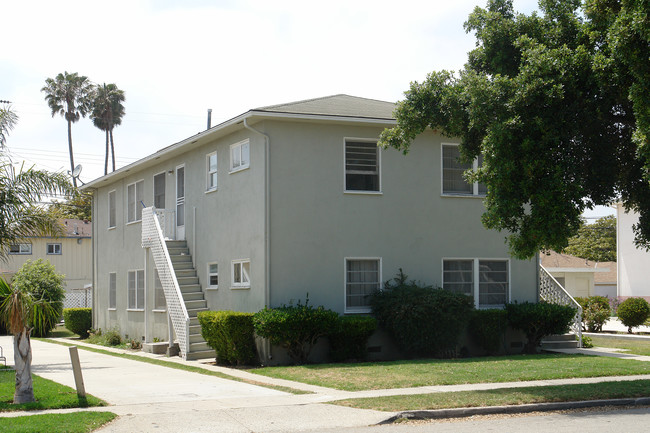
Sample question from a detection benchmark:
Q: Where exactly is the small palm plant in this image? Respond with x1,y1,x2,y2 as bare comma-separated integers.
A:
0,277,59,403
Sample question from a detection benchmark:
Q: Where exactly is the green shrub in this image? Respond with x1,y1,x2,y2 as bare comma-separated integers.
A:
468,309,508,354
62,308,92,338
198,310,257,366
506,302,576,353
617,297,650,333
582,296,611,332
329,315,377,362
370,270,474,357
253,297,338,364
104,328,122,346
12,259,66,337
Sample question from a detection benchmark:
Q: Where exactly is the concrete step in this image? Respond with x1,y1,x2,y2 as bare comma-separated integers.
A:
179,283,201,292
167,247,190,256
189,333,205,343
190,341,212,352
185,300,208,310
165,240,188,249
182,292,204,302
172,262,194,271
170,255,192,264
174,269,197,278
185,349,216,361
541,334,580,350
177,276,199,286
187,307,209,318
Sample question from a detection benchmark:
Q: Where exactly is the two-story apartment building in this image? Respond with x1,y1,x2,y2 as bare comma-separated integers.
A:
83,95,539,360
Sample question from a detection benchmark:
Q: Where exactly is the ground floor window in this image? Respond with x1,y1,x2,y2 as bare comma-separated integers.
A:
231,260,250,288
208,263,218,288
128,269,145,310
108,272,116,309
345,258,381,313
442,258,509,308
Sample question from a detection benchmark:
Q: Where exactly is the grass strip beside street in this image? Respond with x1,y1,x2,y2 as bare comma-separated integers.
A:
39,339,311,395
590,335,650,356
0,412,116,433
253,353,650,391
0,369,106,411
333,379,650,411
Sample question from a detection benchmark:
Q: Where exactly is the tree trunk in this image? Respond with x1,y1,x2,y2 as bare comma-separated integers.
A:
68,119,77,188
13,327,34,404
104,129,109,175
109,128,116,172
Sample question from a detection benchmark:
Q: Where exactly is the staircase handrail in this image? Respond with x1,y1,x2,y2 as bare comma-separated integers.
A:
142,206,190,358
539,265,583,348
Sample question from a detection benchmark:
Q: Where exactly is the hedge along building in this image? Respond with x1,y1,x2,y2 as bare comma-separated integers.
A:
82,95,541,361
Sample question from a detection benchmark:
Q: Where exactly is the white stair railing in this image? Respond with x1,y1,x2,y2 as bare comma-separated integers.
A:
142,207,190,359
539,266,583,348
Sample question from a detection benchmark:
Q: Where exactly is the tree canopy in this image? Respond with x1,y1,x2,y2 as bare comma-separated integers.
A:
564,215,616,262
379,0,649,259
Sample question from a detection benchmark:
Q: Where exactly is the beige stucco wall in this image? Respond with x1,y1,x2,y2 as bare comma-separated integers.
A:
546,271,594,298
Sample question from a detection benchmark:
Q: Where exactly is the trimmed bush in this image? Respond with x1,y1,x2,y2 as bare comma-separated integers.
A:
12,259,66,337
253,298,338,364
617,297,650,333
63,308,92,338
468,309,508,355
198,310,257,365
329,315,377,362
371,270,474,358
582,296,611,332
506,302,576,353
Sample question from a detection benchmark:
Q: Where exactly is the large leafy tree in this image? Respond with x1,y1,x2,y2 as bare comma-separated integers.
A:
42,72,93,188
564,215,616,262
48,190,92,221
379,0,649,259
90,83,125,175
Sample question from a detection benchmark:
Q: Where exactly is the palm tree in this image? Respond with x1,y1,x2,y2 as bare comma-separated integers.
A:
41,72,93,187
0,103,18,148
91,83,125,175
0,277,59,403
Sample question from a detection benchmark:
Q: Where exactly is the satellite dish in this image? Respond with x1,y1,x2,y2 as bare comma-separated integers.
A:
72,164,83,178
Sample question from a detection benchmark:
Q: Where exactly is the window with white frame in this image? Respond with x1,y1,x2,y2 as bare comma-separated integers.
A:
207,152,218,190
153,173,165,209
127,180,144,223
441,144,486,195
47,243,62,255
207,263,218,288
345,140,380,192
128,269,145,310
442,259,508,307
154,269,166,310
231,260,250,288
230,139,250,172
108,272,116,309
108,190,116,228
9,244,31,255
345,258,381,312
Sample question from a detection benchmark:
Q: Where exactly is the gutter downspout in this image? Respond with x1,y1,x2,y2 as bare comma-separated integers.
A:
243,118,271,362
87,188,99,332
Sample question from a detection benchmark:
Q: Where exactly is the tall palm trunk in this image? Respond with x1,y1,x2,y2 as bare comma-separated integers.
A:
67,119,77,188
13,327,34,404
109,128,116,172
104,129,110,175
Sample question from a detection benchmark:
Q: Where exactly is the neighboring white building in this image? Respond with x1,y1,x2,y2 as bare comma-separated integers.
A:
540,251,614,299
616,205,650,301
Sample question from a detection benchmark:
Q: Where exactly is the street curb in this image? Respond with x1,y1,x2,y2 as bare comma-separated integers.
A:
379,397,650,424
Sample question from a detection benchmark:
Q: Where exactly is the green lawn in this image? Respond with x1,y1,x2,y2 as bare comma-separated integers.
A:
333,379,650,412
0,369,106,411
48,324,78,339
252,353,650,391
0,412,116,433
590,335,650,356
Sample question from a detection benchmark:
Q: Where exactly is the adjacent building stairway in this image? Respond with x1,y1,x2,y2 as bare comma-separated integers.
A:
165,240,216,361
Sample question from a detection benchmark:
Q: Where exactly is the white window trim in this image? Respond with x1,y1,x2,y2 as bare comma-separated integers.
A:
9,243,32,255
206,151,218,191
207,262,219,290
343,137,382,195
108,190,116,229
127,269,145,311
46,243,62,255
126,179,145,224
441,143,485,197
229,139,250,173
231,259,250,289
344,257,382,314
441,257,511,309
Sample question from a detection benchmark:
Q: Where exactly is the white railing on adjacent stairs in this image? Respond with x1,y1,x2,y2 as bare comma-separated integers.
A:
154,208,176,240
142,207,190,359
539,265,583,348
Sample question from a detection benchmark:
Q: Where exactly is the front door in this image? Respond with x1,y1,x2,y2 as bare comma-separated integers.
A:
176,164,185,240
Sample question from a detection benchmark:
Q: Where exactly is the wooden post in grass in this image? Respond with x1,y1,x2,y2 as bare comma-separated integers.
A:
69,346,86,398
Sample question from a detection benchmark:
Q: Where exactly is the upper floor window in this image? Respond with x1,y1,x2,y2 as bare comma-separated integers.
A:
153,173,165,209
127,180,144,223
47,243,62,255
345,140,380,192
231,259,250,289
442,144,486,196
9,244,32,255
442,258,509,308
230,139,250,173
345,258,381,313
207,152,218,190
108,190,116,228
